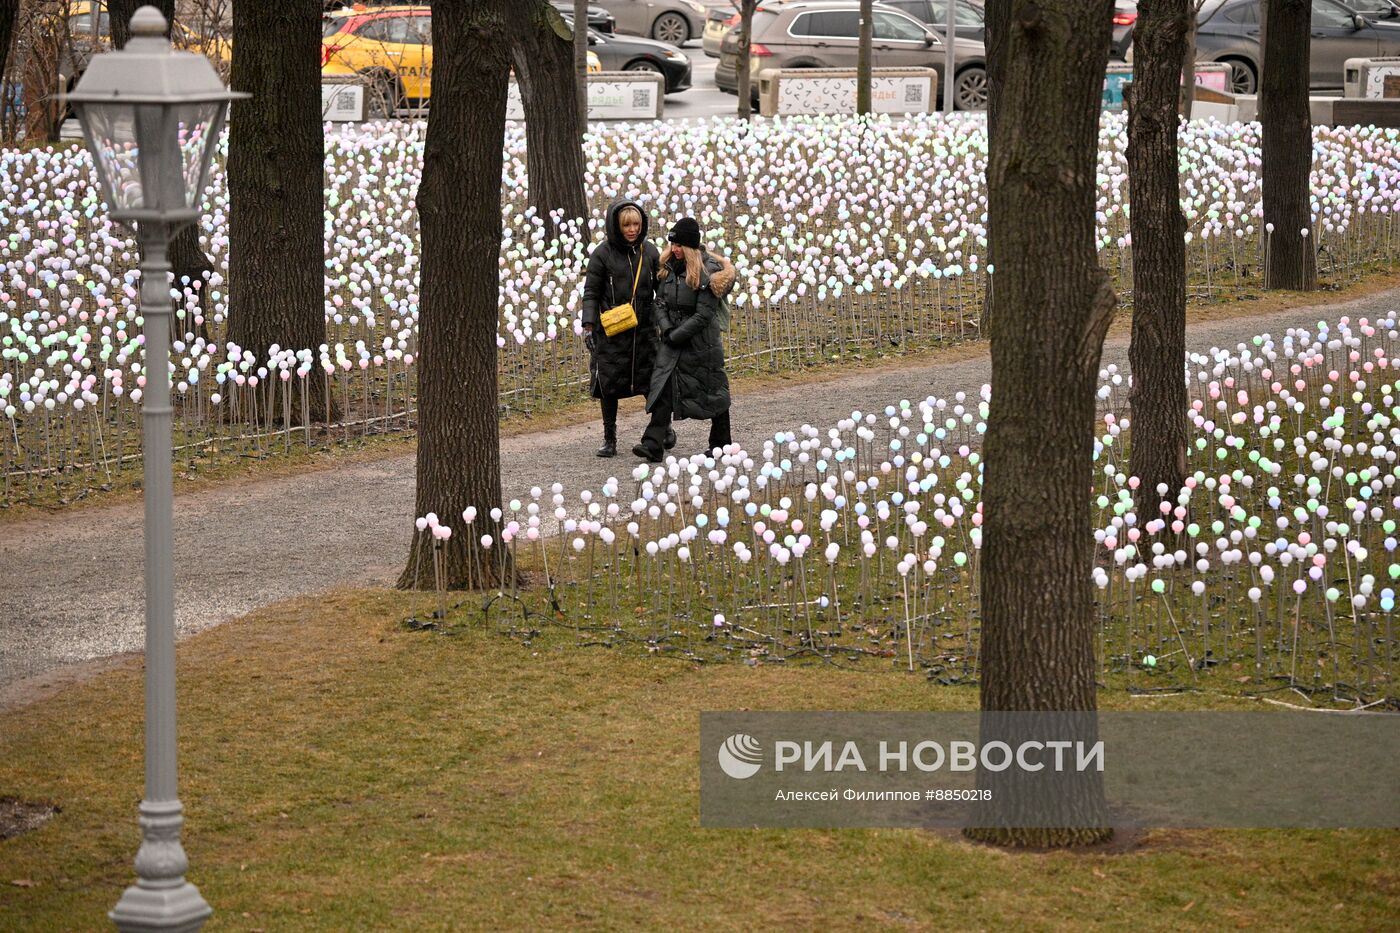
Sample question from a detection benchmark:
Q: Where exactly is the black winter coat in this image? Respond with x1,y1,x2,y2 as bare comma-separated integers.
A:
648,253,731,421
582,199,661,400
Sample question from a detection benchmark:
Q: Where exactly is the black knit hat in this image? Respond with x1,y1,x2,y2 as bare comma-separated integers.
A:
667,216,701,249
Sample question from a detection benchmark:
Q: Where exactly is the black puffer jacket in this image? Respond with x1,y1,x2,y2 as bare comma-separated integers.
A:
581,199,661,400
648,252,733,421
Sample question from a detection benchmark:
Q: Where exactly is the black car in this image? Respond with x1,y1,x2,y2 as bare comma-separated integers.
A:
550,1,618,34
561,15,694,92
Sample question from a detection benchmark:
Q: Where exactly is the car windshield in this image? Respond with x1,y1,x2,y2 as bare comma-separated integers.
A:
323,16,349,38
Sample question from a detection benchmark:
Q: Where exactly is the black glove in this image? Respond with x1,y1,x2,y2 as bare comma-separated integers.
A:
664,329,686,348
584,330,596,352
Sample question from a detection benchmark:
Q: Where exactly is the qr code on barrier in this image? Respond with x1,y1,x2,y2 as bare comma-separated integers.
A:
905,84,923,104
632,88,650,108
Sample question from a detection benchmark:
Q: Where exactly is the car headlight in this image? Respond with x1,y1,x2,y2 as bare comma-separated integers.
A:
665,49,687,61
685,0,705,13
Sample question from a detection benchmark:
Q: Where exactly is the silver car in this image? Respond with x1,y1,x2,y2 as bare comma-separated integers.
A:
1140,0,1400,94
595,0,711,44
716,0,989,110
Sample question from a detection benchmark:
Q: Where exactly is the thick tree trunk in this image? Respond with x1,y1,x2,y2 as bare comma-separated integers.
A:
1129,0,1190,515
512,1,587,230
226,0,332,420
857,0,873,114
736,1,756,120
967,0,1116,848
1260,0,1315,290
573,0,589,133
399,0,511,591
108,0,211,342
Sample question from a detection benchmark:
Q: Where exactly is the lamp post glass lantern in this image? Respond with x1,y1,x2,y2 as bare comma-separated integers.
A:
67,7,243,932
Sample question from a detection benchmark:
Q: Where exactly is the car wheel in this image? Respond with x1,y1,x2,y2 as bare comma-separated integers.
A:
625,59,665,75
652,11,689,45
954,66,988,112
1222,58,1257,95
363,71,400,119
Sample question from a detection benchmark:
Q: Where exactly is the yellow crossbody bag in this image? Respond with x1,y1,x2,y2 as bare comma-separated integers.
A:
600,252,644,338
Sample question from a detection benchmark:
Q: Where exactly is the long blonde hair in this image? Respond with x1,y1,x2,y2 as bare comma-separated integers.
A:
657,244,703,290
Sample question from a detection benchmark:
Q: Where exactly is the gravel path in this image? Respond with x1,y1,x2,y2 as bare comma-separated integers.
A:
2,292,1394,696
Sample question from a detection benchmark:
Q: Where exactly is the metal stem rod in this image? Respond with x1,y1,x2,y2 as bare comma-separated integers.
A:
110,220,211,933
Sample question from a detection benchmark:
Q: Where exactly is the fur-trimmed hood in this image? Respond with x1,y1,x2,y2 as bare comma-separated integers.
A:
707,252,736,298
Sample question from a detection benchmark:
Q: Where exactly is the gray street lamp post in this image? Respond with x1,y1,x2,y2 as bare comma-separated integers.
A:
66,8,244,931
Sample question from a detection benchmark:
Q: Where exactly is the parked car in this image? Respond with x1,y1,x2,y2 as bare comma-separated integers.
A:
1125,0,1400,95
323,6,603,116
323,5,432,114
549,1,619,34
595,0,709,44
1110,2,1136,61
703,4,740,57
715,0,988,110
881,0,986,41
581,25,694,92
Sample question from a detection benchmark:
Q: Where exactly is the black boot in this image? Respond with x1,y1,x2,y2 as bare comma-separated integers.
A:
597,399,618,458
664,427,677,450
632,443,663,463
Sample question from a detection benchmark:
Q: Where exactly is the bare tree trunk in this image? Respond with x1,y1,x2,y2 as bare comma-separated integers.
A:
512,1,587,230
857,0,873,114
1130,0,1190,517
107,0,169,47
21,8,63,144
399,0,511,591
0,0,17,84
736,0,757,120
573,0,589,133
226,0,332,419
981,0,1010,335
1260,0,1316,290
967,0,1116,848
1178,12,1197,116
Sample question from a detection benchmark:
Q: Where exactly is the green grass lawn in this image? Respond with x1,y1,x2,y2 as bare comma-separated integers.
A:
1,589,1394,931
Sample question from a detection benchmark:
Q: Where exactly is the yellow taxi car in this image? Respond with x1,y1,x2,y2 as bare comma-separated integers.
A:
322,5,601,116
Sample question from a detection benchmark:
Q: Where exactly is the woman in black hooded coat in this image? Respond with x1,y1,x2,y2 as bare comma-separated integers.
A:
580,198,671,457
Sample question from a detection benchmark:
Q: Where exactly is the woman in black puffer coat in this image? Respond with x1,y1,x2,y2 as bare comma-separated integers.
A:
581,198,670,457
635,217,736,462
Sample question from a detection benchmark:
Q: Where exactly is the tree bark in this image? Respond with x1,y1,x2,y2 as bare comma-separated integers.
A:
1260,0,1316,290
511,1,587,230
399,0,511,591
1129,0,1190,518
226,0,332,419
107,0,212,342
736,0,757,120
857,0,873,114
967,0,1116,848
573,0,589,133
